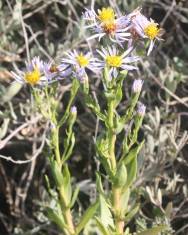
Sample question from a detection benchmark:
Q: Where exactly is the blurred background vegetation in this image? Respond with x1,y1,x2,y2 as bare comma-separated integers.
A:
0,0,188,234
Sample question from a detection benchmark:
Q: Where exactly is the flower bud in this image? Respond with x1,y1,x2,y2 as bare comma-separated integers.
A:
132,79,143,93
75,66,88,83
80,73,89,85
70,106,77,114
137,103,146,117
75,66,89,94
50,121,56,130
69,106,77,125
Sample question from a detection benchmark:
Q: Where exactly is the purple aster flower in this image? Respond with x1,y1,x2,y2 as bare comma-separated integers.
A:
83,7,131,46
95,46,140,79
128,8,164,55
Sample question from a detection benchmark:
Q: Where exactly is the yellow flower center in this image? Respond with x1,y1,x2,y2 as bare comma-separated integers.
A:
24,67,41,85
103,21,117,34
106,55,122,67
76,54,89,67
98,7,115,23
144,23,160,40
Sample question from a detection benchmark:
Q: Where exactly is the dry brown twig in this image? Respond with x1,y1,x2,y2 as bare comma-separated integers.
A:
0,115,42,150
0,123,47,164
0,115,47,165
141,60,188,108
19,1,31,63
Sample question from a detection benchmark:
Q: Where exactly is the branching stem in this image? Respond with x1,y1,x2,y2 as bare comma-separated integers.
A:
108,100,124,234
53,126,75,235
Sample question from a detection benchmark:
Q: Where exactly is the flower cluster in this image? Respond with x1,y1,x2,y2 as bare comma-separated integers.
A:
11,57,71,86
11,6,162,94
84,7,163,54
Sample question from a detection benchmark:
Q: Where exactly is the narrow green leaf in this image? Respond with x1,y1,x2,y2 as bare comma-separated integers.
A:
96,172,105,196
124,203,140,223
123,157,137,190
95,217,109,235
62,165,72,202
70,186,79,208
120,92,140,125
46,207,67,232
113,163,127,188
75,200,99,235
96,136,114,178
85,95,106,121
62,133,75,163
44,174,51,193
119,188,130,216
114,84,123,108
62,165,70,187
99,195,114,228
50,160,64,187
121,141,144,165
136,225,167,235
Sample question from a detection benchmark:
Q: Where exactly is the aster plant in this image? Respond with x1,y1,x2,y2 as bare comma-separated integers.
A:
10,5,169,235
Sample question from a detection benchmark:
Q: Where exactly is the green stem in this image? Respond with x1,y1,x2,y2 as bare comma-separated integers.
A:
59,186,75,235
108,100,124,234
112,187,124,234
53,127,61,165
108,100,116,171
58,79,79,127
109,133,116,171
53,127,75,235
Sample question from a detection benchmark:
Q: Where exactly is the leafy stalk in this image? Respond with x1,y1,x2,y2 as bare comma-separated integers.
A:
33,82,79,235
